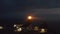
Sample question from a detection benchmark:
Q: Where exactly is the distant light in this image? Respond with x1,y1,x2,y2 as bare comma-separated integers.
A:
34,26,39,31
15,27,22,32
0,26,3,29
14,24,17,27
17,28,22,32
14,24,23,32
40,28,47,33
28,16,32,20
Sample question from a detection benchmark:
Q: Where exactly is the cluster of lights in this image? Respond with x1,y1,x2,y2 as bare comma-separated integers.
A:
14,27,22,32
0,16,47,34
13,16,47,33
33,26,47,33
13,24,47,33
27,16,47,33
13,24,23,32
0,24,47,33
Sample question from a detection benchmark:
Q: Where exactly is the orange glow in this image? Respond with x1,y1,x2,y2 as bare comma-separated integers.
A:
28,16,32,20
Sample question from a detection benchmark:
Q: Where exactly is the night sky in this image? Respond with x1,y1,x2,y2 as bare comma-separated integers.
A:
0,0,60,34
0,0,60,20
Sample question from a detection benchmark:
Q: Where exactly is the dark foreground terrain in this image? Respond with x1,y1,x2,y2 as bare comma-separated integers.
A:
0,19,60,34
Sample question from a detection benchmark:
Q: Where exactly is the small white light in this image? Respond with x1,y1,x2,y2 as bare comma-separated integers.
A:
0,26,3,29
14,24,17,27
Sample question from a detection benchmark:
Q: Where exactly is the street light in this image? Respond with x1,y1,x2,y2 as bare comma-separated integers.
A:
13,24,23,32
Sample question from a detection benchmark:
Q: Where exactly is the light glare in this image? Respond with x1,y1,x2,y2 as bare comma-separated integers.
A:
28,16,32,20
15,28,22,32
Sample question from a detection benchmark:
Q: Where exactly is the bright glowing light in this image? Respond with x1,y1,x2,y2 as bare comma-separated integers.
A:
0,26,3,29
28,16,32,20
14,24,17,27
40,28,46,33
17,28,22,32
14,24,23,32
15,28,22,32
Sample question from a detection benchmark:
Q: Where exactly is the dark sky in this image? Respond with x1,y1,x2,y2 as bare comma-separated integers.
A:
1,0,60,20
